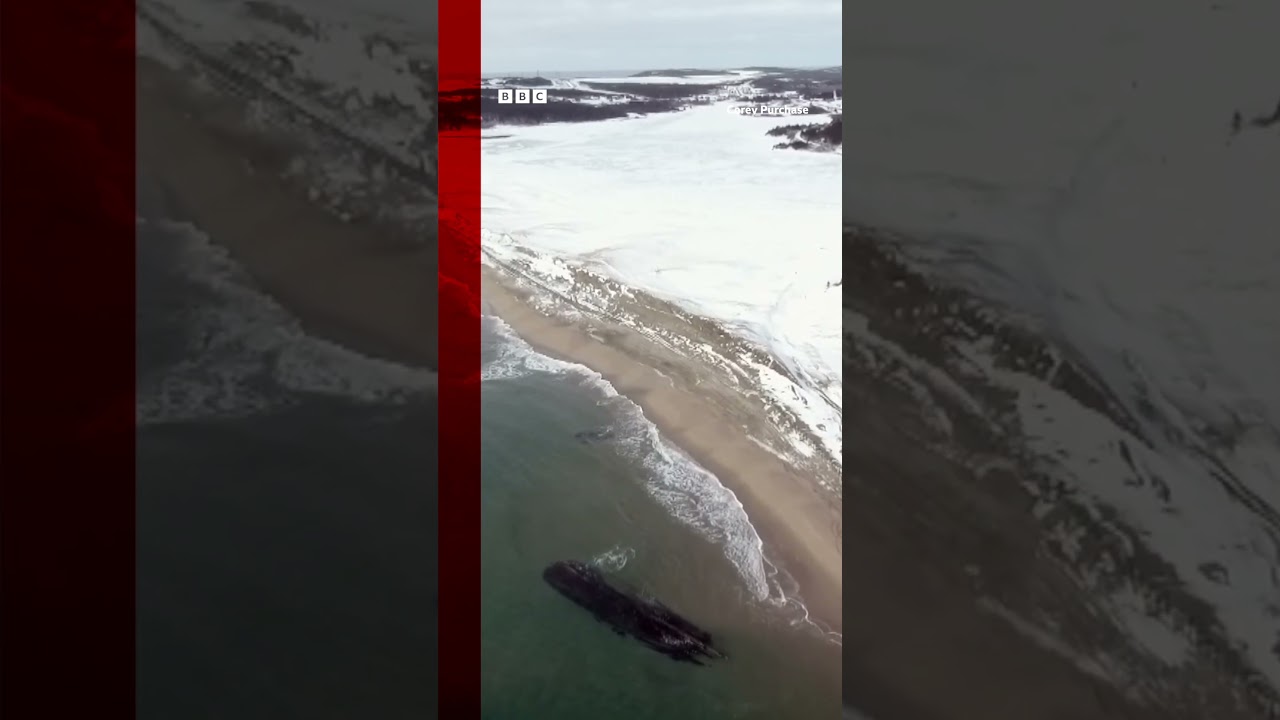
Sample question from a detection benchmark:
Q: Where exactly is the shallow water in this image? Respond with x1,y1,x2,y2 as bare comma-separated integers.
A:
479,316,840,719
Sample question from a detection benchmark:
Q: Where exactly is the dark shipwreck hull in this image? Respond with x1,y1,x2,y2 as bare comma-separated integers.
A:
542,560,727,665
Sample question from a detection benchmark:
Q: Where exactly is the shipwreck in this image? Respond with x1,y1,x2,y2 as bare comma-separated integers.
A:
542,560,727,665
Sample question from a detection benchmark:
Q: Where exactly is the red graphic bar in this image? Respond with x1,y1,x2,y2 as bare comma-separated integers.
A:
0,2,137,718
438,0,482,714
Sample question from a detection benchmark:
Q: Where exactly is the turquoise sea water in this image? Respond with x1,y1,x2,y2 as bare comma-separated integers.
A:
480,315,841,719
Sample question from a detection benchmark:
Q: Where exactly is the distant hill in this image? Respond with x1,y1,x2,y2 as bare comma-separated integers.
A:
480,90,682,126
751,66,842,96
629,68,725,78
491,76,552,86
477,68,841,129
582,82,721,99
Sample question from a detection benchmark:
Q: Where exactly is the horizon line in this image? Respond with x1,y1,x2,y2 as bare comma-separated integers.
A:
478,63,842,76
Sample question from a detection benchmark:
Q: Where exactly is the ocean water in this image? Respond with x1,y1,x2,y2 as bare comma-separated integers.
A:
479,315,841,719
135,173,439,719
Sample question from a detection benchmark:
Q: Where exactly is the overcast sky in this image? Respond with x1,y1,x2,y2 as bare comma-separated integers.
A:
480,0,841,73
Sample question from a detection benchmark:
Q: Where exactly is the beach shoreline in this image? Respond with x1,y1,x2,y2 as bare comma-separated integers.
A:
479,266,845,637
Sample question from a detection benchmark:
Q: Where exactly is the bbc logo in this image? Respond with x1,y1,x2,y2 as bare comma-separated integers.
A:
498,88,548,104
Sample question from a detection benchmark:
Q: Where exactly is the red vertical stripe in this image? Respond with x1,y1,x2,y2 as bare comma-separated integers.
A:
0,2,136,718
438,0,483,714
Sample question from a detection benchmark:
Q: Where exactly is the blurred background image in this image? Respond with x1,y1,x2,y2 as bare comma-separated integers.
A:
135,2,438,717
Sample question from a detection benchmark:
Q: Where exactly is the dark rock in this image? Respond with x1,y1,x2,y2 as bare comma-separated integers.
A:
542,560,727,665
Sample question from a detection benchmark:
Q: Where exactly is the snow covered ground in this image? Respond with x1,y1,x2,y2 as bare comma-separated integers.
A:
851,0,1280,694
481,101,843,465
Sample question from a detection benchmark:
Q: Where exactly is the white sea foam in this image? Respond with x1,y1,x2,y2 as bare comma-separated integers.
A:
136,218,435,425
589,544,636,573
